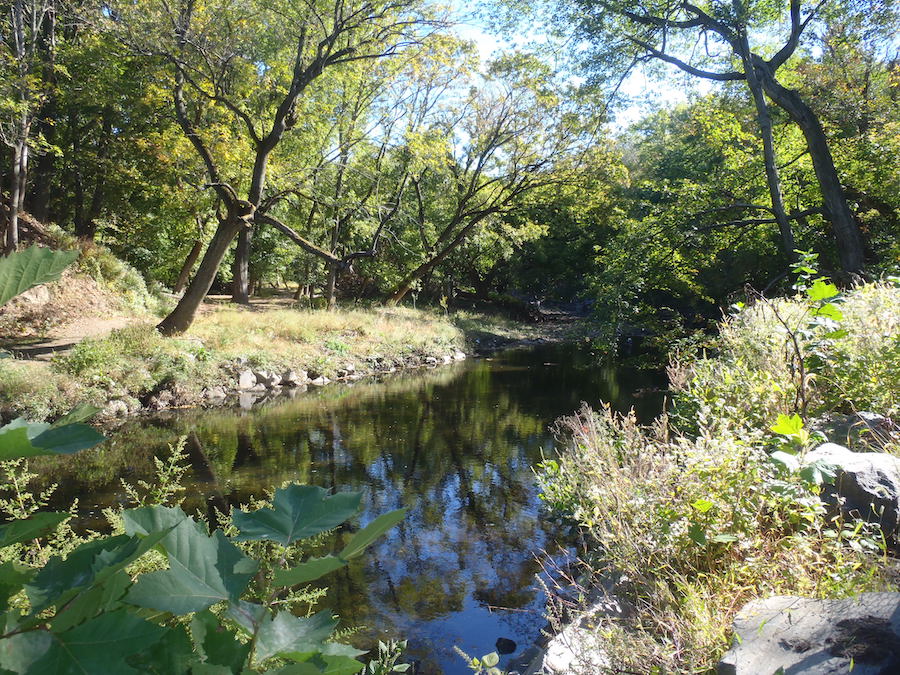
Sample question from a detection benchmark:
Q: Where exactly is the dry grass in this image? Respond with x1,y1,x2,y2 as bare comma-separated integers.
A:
188,305,464,369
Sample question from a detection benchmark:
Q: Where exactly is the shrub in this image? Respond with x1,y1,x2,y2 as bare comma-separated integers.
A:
538,405,887,672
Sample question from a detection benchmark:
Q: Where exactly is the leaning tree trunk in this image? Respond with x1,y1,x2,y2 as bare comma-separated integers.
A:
173,239,204,294
158,216,244,335
325,264,338,311
755,59,865,274
737,31,795,261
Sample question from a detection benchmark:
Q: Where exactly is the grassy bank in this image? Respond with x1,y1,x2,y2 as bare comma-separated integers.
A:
538,279,900,672
0,305,474,421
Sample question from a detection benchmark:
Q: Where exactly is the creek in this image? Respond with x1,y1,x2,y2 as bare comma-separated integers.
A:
43,342,666,674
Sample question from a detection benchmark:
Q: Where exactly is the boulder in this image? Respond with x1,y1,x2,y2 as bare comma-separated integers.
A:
811,412,899,450
280,370,307,387
104,399,129,417
719,593,900,675
309,376,330,386
804,443,900,537
18,285,51,305
237,370,257,390
253,370,279,388
203,386,227,400
496,638,517,655
453,349,466,361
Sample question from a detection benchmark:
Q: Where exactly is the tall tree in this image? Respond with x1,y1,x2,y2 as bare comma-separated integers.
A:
0,0,56,252
554,0,870,273
107,0,436,334
385,53,596,305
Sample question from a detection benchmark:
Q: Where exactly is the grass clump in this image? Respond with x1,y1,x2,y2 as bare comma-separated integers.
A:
539,278,899,673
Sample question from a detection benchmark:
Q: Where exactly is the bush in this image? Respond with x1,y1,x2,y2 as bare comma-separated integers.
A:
539,406,887,672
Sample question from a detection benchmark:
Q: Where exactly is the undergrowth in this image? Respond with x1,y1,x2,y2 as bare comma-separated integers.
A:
538,274,900,673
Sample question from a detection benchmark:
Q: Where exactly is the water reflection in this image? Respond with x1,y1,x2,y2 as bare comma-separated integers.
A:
42,343,666,674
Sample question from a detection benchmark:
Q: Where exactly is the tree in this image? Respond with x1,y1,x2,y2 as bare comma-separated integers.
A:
0,0,56,252
558,0,870,273
385,53,596,305
106,0,436,334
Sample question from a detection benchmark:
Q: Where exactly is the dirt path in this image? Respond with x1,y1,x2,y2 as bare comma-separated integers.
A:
6,316,136,361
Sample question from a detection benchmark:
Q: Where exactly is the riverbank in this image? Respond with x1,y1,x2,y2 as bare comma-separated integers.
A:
535,279,900,673
0,302,586,422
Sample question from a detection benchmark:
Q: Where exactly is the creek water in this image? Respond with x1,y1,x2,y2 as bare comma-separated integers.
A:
42,342,666,674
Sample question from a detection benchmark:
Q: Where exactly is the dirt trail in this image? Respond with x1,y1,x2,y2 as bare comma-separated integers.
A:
7,316,136,361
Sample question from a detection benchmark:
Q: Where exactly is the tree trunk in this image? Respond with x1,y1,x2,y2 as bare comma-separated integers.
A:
735,22,795,261
386,216,484,306
158,216,244,335
7,142,25,252
754,58,865,274
232,226,252,303
173,239,204,294
325,264,338,310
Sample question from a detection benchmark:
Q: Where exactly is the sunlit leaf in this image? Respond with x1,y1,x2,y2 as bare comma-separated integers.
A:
232,485,361,546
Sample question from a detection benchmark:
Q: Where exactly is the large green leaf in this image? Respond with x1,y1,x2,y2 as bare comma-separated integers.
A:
0,561,35,612
0,419,105,461
0,246,79,307
224,600,267,636
273,556,347,587
0,512,70,549
191,609,251,672
253,610,339,664
25,531,167,614
338,509,406,560
49,569,132,633
24,609,167,675
125,511,257,615
232,485,362,546
126,625,195,675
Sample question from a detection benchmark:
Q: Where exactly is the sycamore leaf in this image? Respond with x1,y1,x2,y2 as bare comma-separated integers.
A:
0,512,70,549
26,531,168,613
770,413,804,437
225,600,267,636
339,509,406,560
125,512,257,615
0,420,105,461
770,450,800,473
232,485,361,546
806,279,839,302
0,561,35,612
0,246,79,307
24,610,167,675
49,569,132,633
191,609,251,671
253,610,339,664
126,625,195,675
274,556,347,587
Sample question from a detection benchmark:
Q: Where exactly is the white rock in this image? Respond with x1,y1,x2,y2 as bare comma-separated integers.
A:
453,350,466,361
237,370,257,390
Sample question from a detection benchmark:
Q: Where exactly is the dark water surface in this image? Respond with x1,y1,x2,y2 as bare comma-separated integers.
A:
43,343,666,674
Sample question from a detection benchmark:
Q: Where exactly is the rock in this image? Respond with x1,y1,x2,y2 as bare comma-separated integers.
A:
306,369,322,381
237,370,257,390
453,349,466,361
238,392,258,409
442,354,453,364
495,638,517,655
804,443,900,537
719,593,900,675
811,412,899,450
18,285,50,305
203,386,227,400
541,619,609,674
280,370,307,387
104,400,129,417
424,356,439,366
516,598,621,675
253,370,280,388
309,376,330,386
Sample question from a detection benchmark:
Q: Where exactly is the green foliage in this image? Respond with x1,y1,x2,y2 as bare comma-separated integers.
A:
0,414,406,674
0,247,79,307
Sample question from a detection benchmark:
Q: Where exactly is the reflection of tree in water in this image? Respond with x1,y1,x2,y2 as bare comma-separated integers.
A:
38,344,666,674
